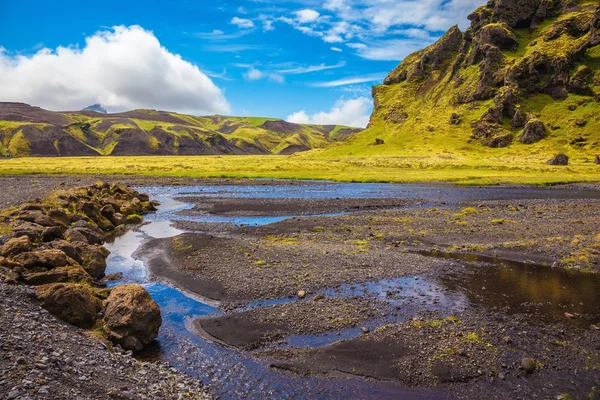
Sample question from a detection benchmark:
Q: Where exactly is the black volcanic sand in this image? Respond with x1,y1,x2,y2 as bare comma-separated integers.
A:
146,189,600,399
176,196,426,217
2,176,600,399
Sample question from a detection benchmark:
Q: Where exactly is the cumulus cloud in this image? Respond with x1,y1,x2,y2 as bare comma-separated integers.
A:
286,97,372,128
331,47,343,52
230,17,255,29
295,9,320,23
0,25,230,114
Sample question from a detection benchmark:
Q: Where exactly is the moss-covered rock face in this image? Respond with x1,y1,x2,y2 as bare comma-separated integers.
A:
359,0,600,152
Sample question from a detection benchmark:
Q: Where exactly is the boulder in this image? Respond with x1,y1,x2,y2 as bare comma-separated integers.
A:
1,236,33,257
13,249,69,270
100,204,116,220
47,208,71,227
519,119,545,144
35,283,101,328
111,213,126,226
12,222,44,241
64,227,105,245
374,138,385,145
104,284,162,351
41,226,63,242
64,228,90,244
22,266,92,286
48,240,82,263
15,210,56,227
72,242,110,279
126,214,143,224
547,154,569,165
594,155,600,164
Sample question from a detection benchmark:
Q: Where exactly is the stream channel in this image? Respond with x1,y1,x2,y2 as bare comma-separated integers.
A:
102,182,600,399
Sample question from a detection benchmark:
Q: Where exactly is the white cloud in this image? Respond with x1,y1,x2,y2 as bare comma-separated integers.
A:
330,47,343,52
287,97,372,128
346,42,367,49
311,73,386,87
295,9,320,23
277,61,346,74
230,17,255,29
243,67,284,83
212,29,224,35
0,25,229,115
351,38,430,60
272,0,486,60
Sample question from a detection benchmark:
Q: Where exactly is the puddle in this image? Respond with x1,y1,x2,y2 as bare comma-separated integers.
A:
441,263,600,327
101,183,600,399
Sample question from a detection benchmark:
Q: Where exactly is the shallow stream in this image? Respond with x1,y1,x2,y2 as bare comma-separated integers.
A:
103,183,600,399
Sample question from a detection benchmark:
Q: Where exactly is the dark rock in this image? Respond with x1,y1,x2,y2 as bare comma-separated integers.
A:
479,23,518,51
487,134,513,148
510,108,528,129
104,284,162,351
46,208,70,227
575,119,587,127
546,154,569,165
375,138,385,145
449,113,461,125
12,222,44,241
15,210,56,227
594,155,600,164
64,227,105,245
48,240,82,263
71,242,110,279
41,226,63,242
35,283,102,328
519,119,545,144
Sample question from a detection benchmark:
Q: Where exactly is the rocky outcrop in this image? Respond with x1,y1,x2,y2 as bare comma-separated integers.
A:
376,0,600,152
0,182,161,351
104,284,162,351
35,283,102,328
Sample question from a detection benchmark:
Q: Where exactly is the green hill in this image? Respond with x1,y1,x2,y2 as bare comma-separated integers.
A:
0,103,361,157
316,0,600,163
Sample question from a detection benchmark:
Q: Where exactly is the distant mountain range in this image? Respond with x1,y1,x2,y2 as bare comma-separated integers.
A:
82,104,108,114
0,103,361,157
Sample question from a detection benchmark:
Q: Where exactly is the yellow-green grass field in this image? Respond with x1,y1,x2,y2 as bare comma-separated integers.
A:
0,153,598,185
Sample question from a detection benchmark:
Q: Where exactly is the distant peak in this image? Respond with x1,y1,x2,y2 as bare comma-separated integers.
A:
82,104,107,114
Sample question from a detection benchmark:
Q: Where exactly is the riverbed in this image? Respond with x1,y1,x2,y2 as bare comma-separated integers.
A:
104,182,600,399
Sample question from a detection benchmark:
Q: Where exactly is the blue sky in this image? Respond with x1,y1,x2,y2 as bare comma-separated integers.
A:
0,0,483,127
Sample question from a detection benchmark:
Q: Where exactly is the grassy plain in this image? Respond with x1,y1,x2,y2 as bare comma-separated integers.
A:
0,153,598,185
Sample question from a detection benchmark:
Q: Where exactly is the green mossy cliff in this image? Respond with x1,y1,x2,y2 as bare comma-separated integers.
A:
322,0,600,159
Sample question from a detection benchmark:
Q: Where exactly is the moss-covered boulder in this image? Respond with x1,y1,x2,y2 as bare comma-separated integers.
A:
103,284,162,351
35,283,102,328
